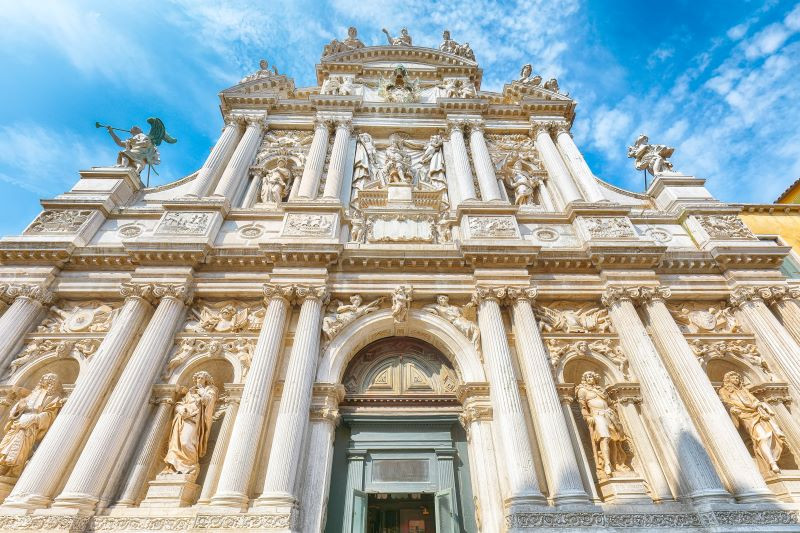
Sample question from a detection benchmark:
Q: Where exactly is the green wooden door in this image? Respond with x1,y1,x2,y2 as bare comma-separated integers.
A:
435,489,456,533
351,489,368,533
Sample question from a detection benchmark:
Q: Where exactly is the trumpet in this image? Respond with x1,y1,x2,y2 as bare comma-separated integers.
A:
95,121,130,133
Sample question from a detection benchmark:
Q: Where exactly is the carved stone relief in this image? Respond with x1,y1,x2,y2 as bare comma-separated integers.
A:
667,302,741,334
696,215,754,240
282,213,336,237
535,303,613,334
582,217,635,239
466,215,519,239
117,223,145,238
546,339,629,380
184,301,265,334
6,338,100,377
26,210,93,234
156,212,210,235
37,301,121,333
163,338,256,379
422,295,480,350
689,339,772,379
323,294,385,343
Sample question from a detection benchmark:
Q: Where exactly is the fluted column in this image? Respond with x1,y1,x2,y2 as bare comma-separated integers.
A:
638,286,773,502
468,121,502,202
0,284,54,375
531,122,583,205
602,287,729,502
473,287,545,507
299,387,342,533
212,116,265,200
211,283,294,508
198,392,241,504
257,285,327,507
297,120,331,199
322,119,353,199
52,282,192,511
3,282,155,508
507,287,588,504
447,120,477,202
764,286,800,347
731,286,800,401
0,284,10,315
114,389,176,507
186,117,244,196
553,123,605,202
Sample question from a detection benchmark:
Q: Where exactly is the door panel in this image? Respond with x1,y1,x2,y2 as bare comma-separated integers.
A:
435,489,456,533
352,489,368,533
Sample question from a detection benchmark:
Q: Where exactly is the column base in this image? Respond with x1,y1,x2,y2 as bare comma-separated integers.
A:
551,489,590,506
766,471,800,502
687,486,733,504
1,490,53,511
209,490,250,510
0,476,17,503
598,475,651,504
51,491,100,512
503,492,547,513
253,491,297,512
140,473,199,508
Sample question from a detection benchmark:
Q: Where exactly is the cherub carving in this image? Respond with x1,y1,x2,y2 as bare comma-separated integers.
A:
323,295,385,342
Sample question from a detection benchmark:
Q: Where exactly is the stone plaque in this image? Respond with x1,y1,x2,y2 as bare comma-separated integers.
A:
372,459,429,483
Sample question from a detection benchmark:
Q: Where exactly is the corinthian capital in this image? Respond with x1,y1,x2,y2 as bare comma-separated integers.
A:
152,282,194,305
263,283,295,303
529,121,556,138
4,284,55,305
729,286,766,308
334,118,353,132
505,286,538,305
295,285,329,304
119,282,156,304
446,119,467,135
472,286,507,304
552,121,571,137
636,286,671,303
601,286,638,308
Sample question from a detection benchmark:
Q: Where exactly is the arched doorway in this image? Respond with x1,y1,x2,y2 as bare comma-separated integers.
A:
325,337,476,533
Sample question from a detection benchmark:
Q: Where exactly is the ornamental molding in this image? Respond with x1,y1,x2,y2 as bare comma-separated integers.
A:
506,509,800,528
689,338,772,379
163,337,255,379
727,285,790,308
25,209,94,234
667,302,741,334
695,214,755,240
184,300,266,333
6,337,100,377
2,284,55,305
601,286,669,307
152,282,194,305
36,300,122,334
546,338,629,380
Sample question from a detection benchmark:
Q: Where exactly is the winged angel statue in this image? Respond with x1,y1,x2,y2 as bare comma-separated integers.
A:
100,117,177,175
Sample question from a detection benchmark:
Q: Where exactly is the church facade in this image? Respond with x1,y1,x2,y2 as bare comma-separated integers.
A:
0,27,799,532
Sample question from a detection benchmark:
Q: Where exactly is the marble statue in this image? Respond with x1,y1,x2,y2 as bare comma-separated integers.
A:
352,133,377,195
439,30,475,60
0,373,65,477
627,134,676,177
575,371,631,478
435,211,453,243
190,303,251,333
320,76,354,96
104,118,176,175
240,59,278,83
543,78,559,92
323,295,385,342
505,160,540,205
420,134,446,189
423,295,480,348
322,26,364,56
260,159,292,203
382,27,412,46
382,134,414,184
377,65,420,103
391,286,413,323
161,371,218,479
438,78,477,99
515,64,542,86
349,209,366,243
718,371,785,474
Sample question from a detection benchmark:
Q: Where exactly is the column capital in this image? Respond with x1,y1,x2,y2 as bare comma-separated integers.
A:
309,406,341,426
313,116,335,132
294,285,329,304
152,282,194,305
466,119,485,133
729,286,770,308
606,383,643,406
334,118,353,132
446,118,468,134
754,285,800,306
601,285,667,307
263,283,295,304
551,120,571,137
600,286,638,308
472,286,506,304
3,283,55,305
505,286,538,305
529,120,558,138
119,282,156,304
555,384,575,404
456,382,490,404
636,286,672,303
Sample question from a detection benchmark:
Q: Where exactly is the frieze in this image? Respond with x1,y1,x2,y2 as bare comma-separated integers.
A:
535,302,613,333
184,300,265,333
581,216,635,239
282,213,336,237
465,215,519,239
155,211,211,235
25,209,94,234
696,214,754,239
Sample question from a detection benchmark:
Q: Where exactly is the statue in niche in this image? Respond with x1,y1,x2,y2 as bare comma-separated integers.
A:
382,27,412,46
392,285,413,323
627,134,676,177
260,158,292,203
323,295,385,342
420,134,447,190
423,295,480,349
352,133,378,196
382,133,414,184
240,59,278,83
718,371,786,474
349,208,366,243
161,371,218,479
515,64,542,86
322,26,364,57
377,65,420,103
575,371,632,479
505,160,541,206
0,373,65,477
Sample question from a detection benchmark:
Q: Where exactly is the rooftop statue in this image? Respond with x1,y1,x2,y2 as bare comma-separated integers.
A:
322,26,365,57
515,63,542,86
627,134,677,177
382,27,412,47
99,117,177,176
240,59,279,83
439,30,475,60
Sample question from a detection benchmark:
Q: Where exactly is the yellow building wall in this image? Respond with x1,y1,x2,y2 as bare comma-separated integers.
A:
740,211,800,254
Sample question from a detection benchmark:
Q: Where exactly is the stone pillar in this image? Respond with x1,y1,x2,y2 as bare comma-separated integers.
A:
506,287,588,504
730,286,800,401
602,287,729,502
186,117,244,197
321,119,353,199
0,284,54,375
52,282,192,511
0,284,9,315
257,285,327,507
473,287,545,507
447,120,477,202
298,386,342,533
212,116,265,200
197,391,241,504
458,387,503,533
638,286,774,502
211,283,294,508
764,286,800,348
3,282,155,508
553,123,605,202
297,120,331,199
531,122,583,205
115,390,177,507
468,121,502,202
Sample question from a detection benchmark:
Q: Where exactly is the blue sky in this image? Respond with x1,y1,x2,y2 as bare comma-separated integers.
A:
0,0,799,235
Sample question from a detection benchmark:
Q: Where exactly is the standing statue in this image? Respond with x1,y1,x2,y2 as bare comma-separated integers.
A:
506,160,540,206
260,158,292,203
392,286,413,323
323,295,385,342
718,371,785,474
240,59,279,83
352,133,377,196
322,26,365,56
435,211,453,243
575,371,631,478
382,27,412,46
0,373,65,477
423,295,480,349
439,30,459,54
383,134,413,184
627,134,676,177
349,209,366,243
161,371,218,479
100,117,177,175
420,134,446,190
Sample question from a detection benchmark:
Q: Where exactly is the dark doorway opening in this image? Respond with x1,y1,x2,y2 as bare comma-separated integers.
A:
367,493,435,533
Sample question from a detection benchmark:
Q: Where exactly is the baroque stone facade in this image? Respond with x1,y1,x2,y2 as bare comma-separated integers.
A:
0,27,798,533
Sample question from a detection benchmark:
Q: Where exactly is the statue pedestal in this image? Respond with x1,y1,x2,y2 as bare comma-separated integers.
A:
598,474,651,503
0,475,17,501
766,471,800,501
141,473,199,508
